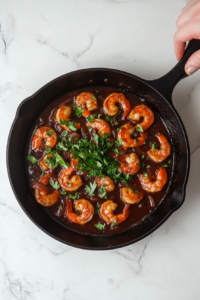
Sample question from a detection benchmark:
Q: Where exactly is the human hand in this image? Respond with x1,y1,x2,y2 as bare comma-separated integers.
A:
174,0,200,75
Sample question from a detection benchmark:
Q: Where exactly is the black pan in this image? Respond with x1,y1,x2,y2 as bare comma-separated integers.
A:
7,40,200,250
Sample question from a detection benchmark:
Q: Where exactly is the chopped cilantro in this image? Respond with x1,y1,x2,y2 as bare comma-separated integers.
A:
144,173,148,177
60,119,78,131
46,129,54,137
61,130,68,138
56,142,68,151
141,155,144,160
116,127,121,131
98,114,102,118
61,191,67,195
105,116,112,123
111,219,117,228
136,138,140,143
67,182,71,186
53,152,69,169
40,172,44,178
85,181,97,196
162,164,168,168
134,189,140,194
115,138,123,147
88,126,93,132
143,141,147,145
152,142,159,152
99,187,107,199
136,124,144,132
146,165,150,169
50,178,60,190
58,205,62,209
27,155,38,164
95,223,105,230
168,159,172,164
95,205,99,214
73,105,84,118
113,149,124,155
117,106,123,115
87,115,95,124
69,192,79,199
91,95,96,100
96,91,99,93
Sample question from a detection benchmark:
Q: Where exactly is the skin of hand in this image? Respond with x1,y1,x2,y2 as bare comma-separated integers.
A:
174,0,200,75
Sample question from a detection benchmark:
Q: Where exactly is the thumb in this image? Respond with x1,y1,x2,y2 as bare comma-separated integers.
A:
185,49,200,75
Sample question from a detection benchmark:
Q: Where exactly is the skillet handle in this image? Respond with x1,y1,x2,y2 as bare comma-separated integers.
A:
145,39,200,103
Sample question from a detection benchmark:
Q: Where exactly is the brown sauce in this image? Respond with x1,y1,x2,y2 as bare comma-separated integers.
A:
27,87,173,236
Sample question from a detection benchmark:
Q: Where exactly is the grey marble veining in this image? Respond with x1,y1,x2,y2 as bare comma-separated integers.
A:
1,0,200,299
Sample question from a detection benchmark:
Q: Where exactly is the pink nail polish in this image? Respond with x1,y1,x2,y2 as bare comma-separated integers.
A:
186,66,197,75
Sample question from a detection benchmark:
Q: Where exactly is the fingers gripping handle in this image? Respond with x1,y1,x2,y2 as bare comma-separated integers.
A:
145,39,200,103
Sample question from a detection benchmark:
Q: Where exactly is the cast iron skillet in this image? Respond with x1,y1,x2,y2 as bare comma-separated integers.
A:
7,40,200,250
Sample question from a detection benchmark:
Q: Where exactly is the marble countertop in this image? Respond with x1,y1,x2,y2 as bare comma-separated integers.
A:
1,0,200,299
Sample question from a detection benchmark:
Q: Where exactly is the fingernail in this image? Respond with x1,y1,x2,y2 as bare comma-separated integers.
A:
186,66,197,75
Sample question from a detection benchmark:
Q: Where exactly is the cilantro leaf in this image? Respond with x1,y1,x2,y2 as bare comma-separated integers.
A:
69,192,79,199
116,127,121,131
85,181,97,196
113,148,124,155
168,159,172,164
91,95,96,100
105,116,112,123
87,115,95,124
136,124,144,132
162,164,168,168
88,126,93,132
58,205,62,209
152,142,159,152
95,205,99,214
115,138,123,147
117,106,123,115
46,129,54,137
99,187,107,199
27,155,38,164
53,152,69,169
40,172,44,178
95,223,105,230
146,165,150,169
50,178,60,190
60,119,78,131
73,105,84,118
56,142,68,151
144,173,148,177
61,190,67,195
111,219,117,228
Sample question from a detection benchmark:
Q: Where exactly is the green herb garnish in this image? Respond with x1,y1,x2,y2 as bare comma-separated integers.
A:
61,191,67,195
136,124,144,132
27,155,38,164
99,187,107,199
50,178,60,190
105,116,112,123
95,223,105,230
73,105,84,118
58,206,62,209
46,129,54,137
152,142,159,152
144,173,148,177
162,164,168,168
40,172,44,178
146,165,150,169
69,192,79,199
168,160,172,164
111,219,117,228
85,181,97,196
115,138,123,147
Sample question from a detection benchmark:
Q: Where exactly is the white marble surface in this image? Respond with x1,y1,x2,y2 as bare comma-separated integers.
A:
1,0,200,299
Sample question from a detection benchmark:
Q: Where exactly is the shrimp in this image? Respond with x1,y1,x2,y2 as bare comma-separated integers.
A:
32,126,57,150
31,172,60,207
118,123,147,147
100,200,130,225
118,153,140,175
121,187,144,204
139,167,167,193
75,92,98,117
147,134,171,163
39,154,54,171
95,175,115,192
66,199,94,225
103,93,131,120
86,119,111,136
56,106,81,131
58,165,83,192
128,104,154,131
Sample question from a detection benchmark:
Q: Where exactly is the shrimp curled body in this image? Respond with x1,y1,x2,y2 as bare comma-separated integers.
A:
76,92,98,117
31,173,60,207
66,199,94,225
95,175,115,192
118,123,147,147
56,106,81,131
58,166,83,192
118,153,140,175
103,93,131,120
100,200,130,224
32,126,57,150
147,134,171,163
128,104,154,131
139,167,167,193
121,187,144,204
86,119,111,136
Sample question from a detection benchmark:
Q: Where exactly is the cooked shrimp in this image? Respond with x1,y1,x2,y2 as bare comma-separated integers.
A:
128,104,154,131
75,92,98,117
100,200,130,224
118,123,147,147
118,153,140,175
31,172,60,207
66,199,94,225
39,154,53,171
121,187,144,204
139,167,167,192
58,165,83,192
86,119,111,136
56,106,81,131
103,93,131,120
95,175,115,192
147,134,171,163
32,126,57,150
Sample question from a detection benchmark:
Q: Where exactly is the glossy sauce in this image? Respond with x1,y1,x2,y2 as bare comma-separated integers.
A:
27,87,173,236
